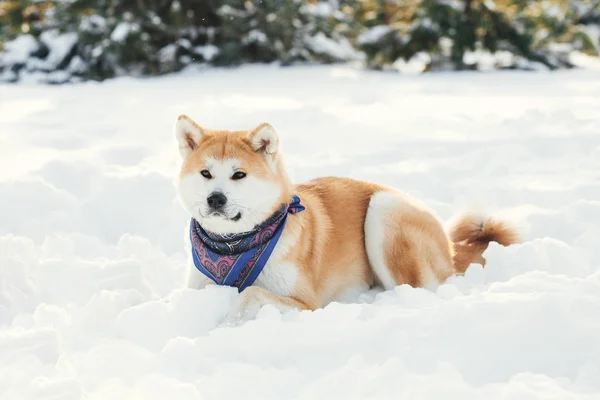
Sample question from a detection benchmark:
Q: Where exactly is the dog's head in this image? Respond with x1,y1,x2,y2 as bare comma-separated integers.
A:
175,115,293,234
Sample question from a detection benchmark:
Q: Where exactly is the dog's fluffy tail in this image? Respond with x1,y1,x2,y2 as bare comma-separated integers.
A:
447,213,520,274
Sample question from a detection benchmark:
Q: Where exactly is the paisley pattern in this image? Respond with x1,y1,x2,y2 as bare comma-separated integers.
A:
190,195,305,291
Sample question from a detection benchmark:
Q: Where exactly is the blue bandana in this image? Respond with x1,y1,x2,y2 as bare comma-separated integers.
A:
190,195,305,291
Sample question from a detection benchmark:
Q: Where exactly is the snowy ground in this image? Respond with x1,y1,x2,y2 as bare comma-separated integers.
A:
1,66,600,399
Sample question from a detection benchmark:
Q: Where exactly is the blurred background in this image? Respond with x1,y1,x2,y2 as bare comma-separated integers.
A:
1,0,599,83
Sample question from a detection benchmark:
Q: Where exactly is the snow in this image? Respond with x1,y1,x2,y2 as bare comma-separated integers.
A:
17,31,79,75
67,56,87,75
43,70,72,84
110,22,137,43
79,15,107,35
192,45,219,62
462,48,525,71
158,44,177,64
439,0,463,11
580,24,600,52
0,35,39,66
393,52,431,74
357,25,391,45
1,65,600,399
302,1,335,17
305,33,363,61
39,31,78,69
569,51,600,70
243,30,268,45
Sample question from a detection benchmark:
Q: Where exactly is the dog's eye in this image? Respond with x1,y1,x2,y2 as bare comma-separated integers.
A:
200,169,212,179
231,171,246,180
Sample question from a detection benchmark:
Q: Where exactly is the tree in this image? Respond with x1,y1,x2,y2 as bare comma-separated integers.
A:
1,0,598,82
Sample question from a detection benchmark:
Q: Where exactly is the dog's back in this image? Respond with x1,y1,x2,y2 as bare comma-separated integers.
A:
287,176,520,305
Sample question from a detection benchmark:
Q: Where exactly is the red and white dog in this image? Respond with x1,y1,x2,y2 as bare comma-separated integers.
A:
175,115,518,320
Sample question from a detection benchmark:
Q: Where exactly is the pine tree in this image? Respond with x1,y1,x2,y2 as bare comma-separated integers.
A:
1,0,599,82
351,0,600,71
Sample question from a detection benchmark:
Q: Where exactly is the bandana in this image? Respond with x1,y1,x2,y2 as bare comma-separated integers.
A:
189,195,305,291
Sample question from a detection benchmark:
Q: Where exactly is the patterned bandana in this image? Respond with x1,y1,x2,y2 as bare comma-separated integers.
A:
189,195,305,291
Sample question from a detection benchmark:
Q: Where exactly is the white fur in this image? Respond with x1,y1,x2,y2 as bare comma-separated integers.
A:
364,191,402,290
335,281,371,303
186,264,213,289
177,157,282,235
175,117,204,159
253,224,301,297
365,191,445,291
225,286,298,324
254,261,298,298
221,223,301,323
420,267,440,292
248,124,279,172
249,124,278,154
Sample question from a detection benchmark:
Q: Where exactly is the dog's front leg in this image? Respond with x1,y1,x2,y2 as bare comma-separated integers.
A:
186,263,214,290
225,286,312,323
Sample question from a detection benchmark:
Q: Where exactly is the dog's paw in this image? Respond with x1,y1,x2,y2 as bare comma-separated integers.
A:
222,287,265,325
222,309,252,327
222,305,259,327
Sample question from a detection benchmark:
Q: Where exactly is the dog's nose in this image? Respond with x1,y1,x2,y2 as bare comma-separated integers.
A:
207,192,227,210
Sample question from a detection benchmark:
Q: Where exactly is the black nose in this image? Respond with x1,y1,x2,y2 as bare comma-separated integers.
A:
207,192,227,210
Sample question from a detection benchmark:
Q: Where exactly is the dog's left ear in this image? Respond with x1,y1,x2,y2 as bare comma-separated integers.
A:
247,123,279,155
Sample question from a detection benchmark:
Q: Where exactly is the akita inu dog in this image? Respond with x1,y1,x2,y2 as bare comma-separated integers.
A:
175,114,518,320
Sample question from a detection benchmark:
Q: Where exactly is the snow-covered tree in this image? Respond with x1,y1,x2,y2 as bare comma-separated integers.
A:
0,0,598,82
352,0,600,71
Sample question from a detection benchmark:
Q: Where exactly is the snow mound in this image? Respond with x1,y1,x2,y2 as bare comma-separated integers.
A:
305,33,364,61
357,25,392,45
34,31,78,70
0,35,39,66
1,66,599,399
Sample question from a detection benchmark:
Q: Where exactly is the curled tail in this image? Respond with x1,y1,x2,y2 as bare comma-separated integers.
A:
447,213,520,274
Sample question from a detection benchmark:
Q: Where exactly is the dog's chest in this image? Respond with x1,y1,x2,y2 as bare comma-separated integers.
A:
252,230,299,297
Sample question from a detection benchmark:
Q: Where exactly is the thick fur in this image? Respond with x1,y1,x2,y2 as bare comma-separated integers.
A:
447,213,520,273
174,115,519,320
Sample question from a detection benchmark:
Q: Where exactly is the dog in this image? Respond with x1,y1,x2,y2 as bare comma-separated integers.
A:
175,114,518,321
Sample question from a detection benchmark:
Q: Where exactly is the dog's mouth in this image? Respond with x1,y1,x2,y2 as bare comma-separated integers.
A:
207,211,242,221
230,212,242,221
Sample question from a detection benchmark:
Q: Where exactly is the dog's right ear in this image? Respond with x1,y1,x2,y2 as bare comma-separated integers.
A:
175,114,206,159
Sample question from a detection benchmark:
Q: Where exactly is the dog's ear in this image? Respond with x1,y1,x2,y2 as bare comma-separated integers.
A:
175,114,206,159
247,123,279,155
